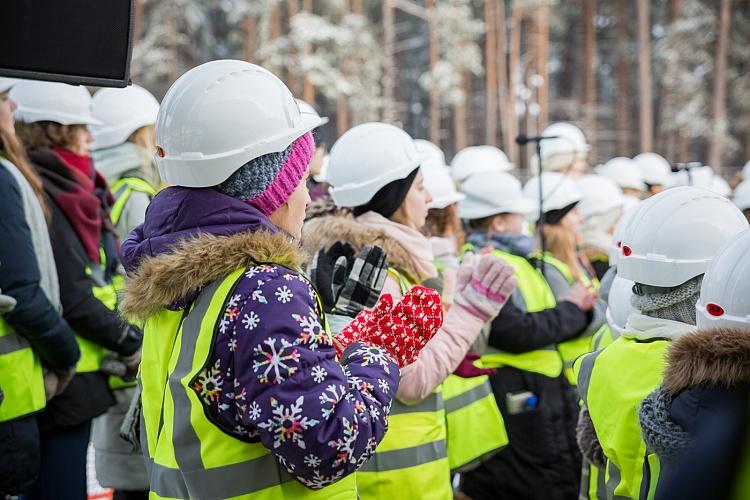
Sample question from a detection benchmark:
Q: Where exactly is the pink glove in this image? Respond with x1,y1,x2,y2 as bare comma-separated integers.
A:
453,352,496,378
454,252,517,321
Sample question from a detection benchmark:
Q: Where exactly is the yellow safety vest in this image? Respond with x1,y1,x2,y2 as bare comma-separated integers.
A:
575,335,668,500
110,177,157,226
77,252,119,373
357,268,452,498
462,244,564,378
0,317,46,423
140,266,357,499
539,252,611,385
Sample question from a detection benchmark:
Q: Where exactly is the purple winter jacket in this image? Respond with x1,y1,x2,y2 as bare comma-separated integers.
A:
121,187,399,490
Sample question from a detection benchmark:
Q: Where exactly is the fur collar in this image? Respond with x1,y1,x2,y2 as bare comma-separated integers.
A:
302,215,422,282
120,230,302,321
663,327,750,395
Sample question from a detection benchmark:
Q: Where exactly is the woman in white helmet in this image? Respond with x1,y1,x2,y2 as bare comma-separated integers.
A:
639,229,750,499
457,169,597,500
12,80,144,499
0,79,80,497
522,172,608,384
732,178,750,223
537,122,590,178
90,84,160,242
576,174,625,280
575,187,748,500
304,122,516,500
597,157,645,209
119,61,445,499
633,152,672,197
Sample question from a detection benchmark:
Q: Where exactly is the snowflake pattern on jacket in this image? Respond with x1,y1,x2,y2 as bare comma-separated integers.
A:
191,262,399,489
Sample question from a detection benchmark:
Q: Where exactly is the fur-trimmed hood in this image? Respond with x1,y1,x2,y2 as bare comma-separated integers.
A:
121,229,301,321
663,327,750,395
119,186,301,321
302,215,424,282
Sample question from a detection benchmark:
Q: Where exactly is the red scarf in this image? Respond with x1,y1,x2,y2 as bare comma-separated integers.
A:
31,149,116,263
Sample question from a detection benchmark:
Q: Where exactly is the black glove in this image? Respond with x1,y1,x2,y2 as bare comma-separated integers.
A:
310,243,389,317
334,245,388,317
310,242,356,311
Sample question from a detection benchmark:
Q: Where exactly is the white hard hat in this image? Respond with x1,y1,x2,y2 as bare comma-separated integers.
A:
695,230,750,329
598,157,646,191
0,77,18,94
617,187,748,287
606,276,637,336
609,205,638,266
414,139,447,170
313,154,330,183
538,122,589,172
732,179,750,211
742,161,750,181
451,145,512,182
576,174,624,219
91,84,160,151
155,60,321,188
295,98,329,126
633,152,672,187
327,122,424,207
710,175,731,198
423,164,465,209
11,80,100,126
522,172,583,221
459,170,534,219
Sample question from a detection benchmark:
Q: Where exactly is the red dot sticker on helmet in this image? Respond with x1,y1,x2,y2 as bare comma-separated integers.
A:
156,146,165,158
706,303,725,317
622,245,632,257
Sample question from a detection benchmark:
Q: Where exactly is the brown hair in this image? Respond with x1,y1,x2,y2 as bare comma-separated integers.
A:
540,223,586,282
14,121,86,150
424,205,465,248
0,126,49,219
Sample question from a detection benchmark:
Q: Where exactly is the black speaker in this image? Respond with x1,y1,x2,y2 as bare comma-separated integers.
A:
0,0,134,87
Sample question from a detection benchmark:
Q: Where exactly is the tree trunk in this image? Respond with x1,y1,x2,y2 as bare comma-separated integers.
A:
615,0,630,156
507,2,522,166
382,0,397,123
427,0,440,145
302,0,315,103
287,0,298,94
583,0,597,162
133,0,145,44
637,0,653,152
453,73,468,152
242,13,257,63
535,3,550,131
485,0,498,145
496,0,509,150
707,0,731,173
663,0,682,160
336,0,350,136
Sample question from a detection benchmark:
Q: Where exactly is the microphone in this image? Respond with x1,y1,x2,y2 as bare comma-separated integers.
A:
515,134,559,145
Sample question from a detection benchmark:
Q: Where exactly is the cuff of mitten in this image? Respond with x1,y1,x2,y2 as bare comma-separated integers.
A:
577,406,606,468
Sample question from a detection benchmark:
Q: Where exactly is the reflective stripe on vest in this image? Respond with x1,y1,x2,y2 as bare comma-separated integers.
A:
461,245,563,378
539,252,604,384
579,461,608,500
0,318,46,422
357,267,452,499
110,177,157,226
141,268,355,499
442,373,508,472
576,336,668,500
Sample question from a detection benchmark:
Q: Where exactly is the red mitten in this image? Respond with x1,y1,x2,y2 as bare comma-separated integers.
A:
334,294,394,358
453,352,497,378
366,286,444,367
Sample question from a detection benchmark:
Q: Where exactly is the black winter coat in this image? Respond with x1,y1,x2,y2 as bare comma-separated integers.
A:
463,300,590,500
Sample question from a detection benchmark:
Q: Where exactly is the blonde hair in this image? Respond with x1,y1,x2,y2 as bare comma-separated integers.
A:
540,223,587,282
127,124,159,185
